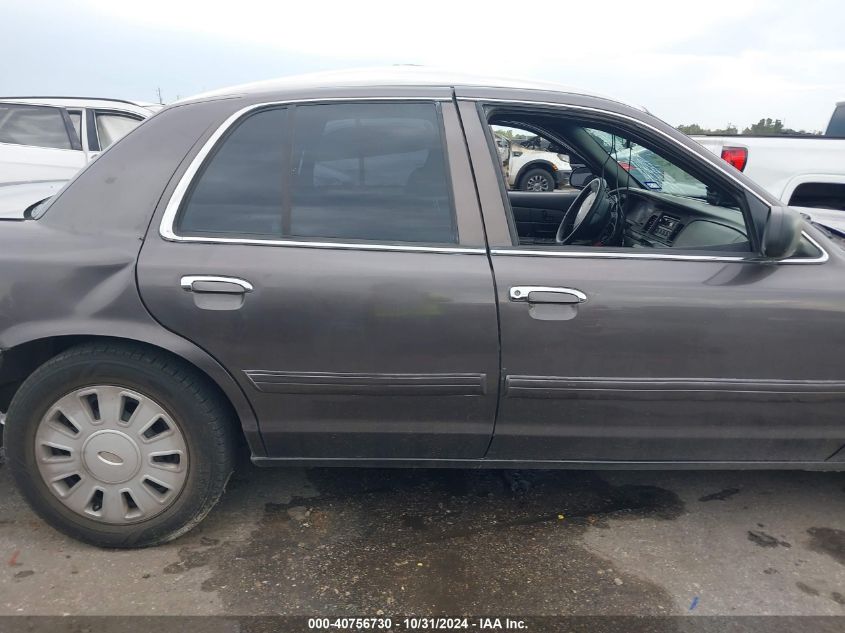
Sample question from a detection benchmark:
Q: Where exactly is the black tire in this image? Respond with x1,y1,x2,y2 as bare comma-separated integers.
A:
5,342,236,548
518,167,555,192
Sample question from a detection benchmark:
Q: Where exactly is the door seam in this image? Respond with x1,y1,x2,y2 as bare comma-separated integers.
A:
452,88,502,458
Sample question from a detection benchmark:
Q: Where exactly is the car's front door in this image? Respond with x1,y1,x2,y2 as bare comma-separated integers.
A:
460,98,845,464
138,98,499,459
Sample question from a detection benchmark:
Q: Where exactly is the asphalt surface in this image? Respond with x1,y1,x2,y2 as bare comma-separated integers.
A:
0,453,843,617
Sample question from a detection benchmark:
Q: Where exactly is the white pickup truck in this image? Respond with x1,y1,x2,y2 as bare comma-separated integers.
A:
693,102,845,211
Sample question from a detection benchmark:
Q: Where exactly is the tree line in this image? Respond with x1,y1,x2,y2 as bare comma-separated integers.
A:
677,118,821,136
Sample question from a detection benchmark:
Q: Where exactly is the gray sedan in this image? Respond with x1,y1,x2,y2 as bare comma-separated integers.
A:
0,68,841,548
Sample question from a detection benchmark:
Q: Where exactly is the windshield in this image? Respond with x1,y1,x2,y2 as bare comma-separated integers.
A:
585,128,709,200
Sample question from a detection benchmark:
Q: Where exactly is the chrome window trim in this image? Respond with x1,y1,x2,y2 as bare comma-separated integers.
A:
159,96,453,246
462,98,828,265
780,232,830,264
491,231,828,264
162,233,485,255
491,248,744,262
458,96,772,207
158,94,829,263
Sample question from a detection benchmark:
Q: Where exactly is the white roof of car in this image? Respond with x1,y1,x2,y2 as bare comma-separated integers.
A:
0,97,155,116
185,66,628,106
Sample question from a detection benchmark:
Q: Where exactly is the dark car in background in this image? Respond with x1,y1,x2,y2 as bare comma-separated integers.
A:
0,68,842,548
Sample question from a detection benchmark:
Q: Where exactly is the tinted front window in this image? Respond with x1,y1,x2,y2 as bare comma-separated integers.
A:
290,103,456,243
0,104,72,149
178,107,288,237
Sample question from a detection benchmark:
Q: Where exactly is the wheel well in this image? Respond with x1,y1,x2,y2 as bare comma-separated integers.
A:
0,336,247,451
788,182,845,212
516,162,555,184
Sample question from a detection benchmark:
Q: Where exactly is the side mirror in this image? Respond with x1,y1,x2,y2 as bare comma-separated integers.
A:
568,166,595,189
762,206,803,259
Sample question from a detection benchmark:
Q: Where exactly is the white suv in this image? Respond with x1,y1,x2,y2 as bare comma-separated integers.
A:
0,97,155,185
493,129,572,191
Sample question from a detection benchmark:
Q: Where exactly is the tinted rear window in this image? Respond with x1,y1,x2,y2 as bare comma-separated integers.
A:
176,102,456,244
0,104,72,150
179,107,288,237
289,102,455,243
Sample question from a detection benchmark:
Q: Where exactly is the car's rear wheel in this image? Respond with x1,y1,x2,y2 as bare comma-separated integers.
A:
5,342,235,548
518,168,555,192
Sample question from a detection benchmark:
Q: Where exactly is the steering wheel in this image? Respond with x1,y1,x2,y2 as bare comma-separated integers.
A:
556,177,612,245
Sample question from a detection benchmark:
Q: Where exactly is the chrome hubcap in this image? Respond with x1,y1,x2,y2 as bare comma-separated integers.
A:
526,175,551,191
34,386,188,524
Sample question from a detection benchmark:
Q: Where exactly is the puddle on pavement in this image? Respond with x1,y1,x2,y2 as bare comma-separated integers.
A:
806,527,845,565
747,530,792,549
170,468,684,615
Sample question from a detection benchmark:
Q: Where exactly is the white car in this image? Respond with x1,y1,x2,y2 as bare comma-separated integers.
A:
493,131,572,191
0,179,65,219
692,104,845,211
0,97,155,185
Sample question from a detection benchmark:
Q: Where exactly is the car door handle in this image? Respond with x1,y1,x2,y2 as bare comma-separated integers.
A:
180,275,254,294
509,286,587,304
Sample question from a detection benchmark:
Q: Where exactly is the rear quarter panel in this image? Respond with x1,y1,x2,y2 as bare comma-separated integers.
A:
0,98,265,453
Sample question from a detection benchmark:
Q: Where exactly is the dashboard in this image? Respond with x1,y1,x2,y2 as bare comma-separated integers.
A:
620,189,750,251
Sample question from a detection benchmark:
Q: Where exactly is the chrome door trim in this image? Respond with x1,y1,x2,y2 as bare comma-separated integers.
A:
509,286,587,302
504,375,845,400
160,96,451,244
491,232,828,265
180,275,254,292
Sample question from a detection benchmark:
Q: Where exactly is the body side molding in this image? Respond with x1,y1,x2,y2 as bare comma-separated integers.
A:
505,376,845,402
245,370,487,396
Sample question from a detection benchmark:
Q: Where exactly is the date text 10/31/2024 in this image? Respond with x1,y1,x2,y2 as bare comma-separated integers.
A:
307,617,528,630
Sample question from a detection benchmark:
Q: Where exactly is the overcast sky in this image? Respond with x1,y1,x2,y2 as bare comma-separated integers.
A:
2,0,843,131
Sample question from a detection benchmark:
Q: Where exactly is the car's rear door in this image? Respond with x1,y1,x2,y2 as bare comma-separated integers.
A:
138,96,500,459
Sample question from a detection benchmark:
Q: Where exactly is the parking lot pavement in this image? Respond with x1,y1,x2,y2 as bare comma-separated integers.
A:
0,455,842,617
